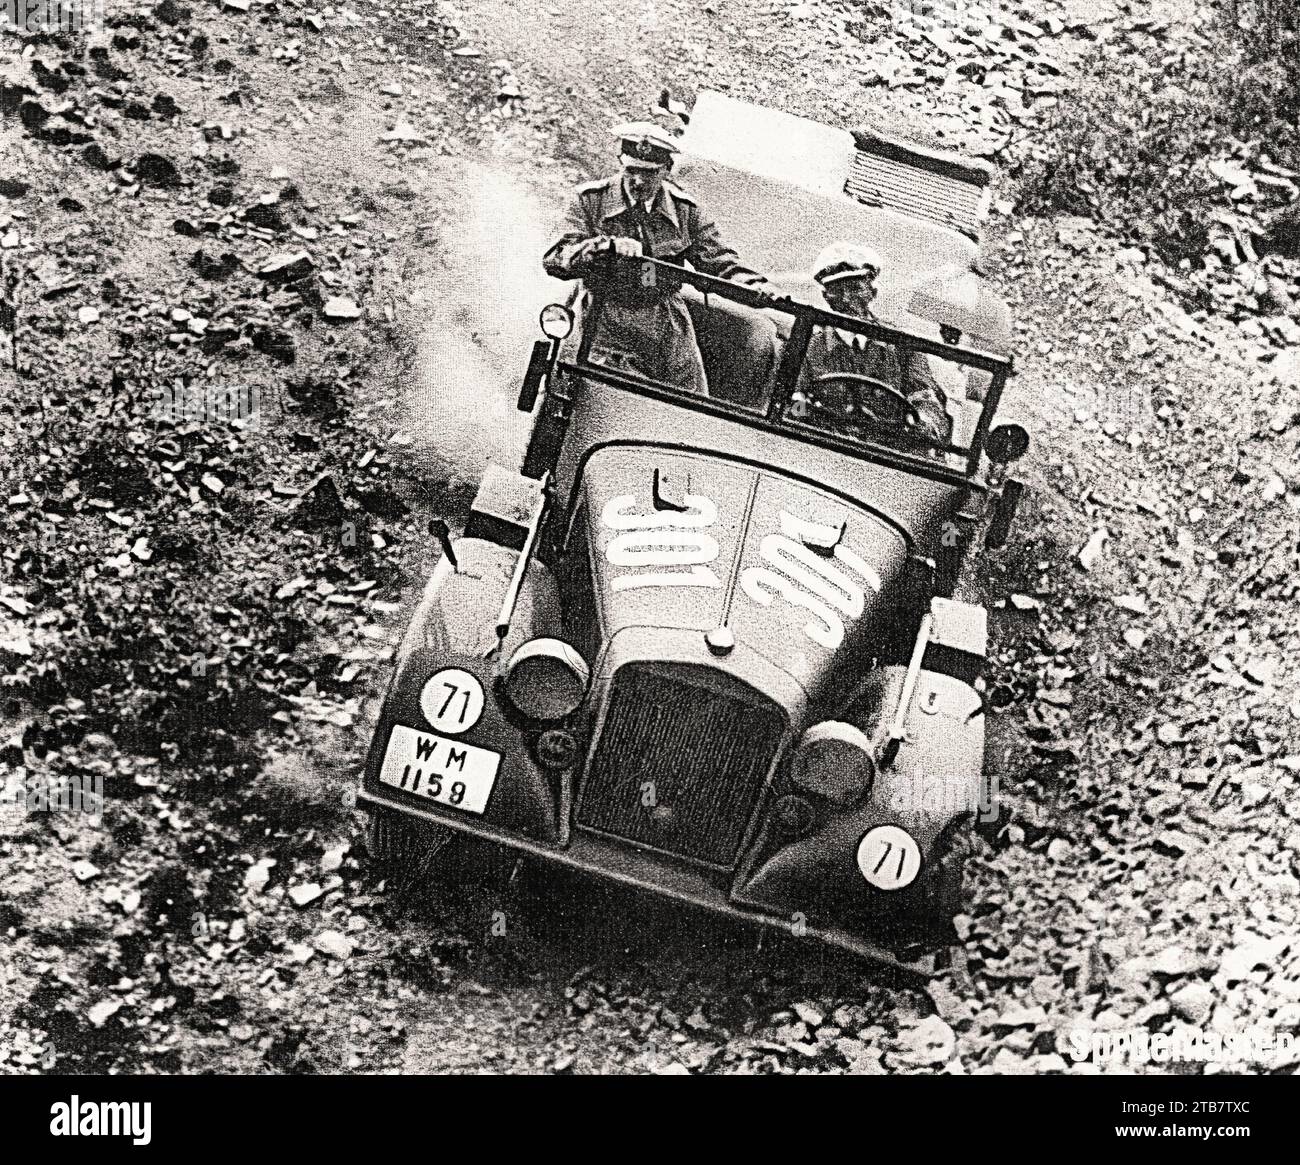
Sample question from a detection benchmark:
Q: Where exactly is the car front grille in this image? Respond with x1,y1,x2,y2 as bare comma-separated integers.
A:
576,663,785,868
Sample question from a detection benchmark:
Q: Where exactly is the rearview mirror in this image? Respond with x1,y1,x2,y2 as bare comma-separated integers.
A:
986,423,1029,465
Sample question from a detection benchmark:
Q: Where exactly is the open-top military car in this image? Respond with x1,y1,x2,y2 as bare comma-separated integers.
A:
359,93,1030,962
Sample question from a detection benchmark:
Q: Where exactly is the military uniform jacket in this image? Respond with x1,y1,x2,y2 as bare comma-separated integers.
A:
798,326,952,442
543,175,765,303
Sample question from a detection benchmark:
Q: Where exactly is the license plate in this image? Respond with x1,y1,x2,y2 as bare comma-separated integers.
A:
377,724,500,815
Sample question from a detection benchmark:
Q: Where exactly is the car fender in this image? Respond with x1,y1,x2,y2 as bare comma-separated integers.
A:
364,536,569,843
735,664,985,922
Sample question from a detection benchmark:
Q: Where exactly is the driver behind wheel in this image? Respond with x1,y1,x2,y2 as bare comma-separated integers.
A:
796,243,952,445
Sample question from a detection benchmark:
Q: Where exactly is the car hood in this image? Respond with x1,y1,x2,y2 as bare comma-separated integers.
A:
579,445,945,708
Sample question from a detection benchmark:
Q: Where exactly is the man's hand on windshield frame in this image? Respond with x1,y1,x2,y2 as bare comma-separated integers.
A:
748,282,792,310
607,236,643,258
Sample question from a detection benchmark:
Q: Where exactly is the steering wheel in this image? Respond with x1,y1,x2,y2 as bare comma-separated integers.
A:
811,373,920,429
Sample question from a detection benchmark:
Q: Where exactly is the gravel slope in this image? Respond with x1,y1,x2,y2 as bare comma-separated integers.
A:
2,0,1297,1075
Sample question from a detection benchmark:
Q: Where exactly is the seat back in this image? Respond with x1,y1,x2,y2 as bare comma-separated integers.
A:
682,290,778,410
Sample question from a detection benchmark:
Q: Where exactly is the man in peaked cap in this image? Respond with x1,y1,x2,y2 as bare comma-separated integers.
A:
543,121,776,395
795,241,952,446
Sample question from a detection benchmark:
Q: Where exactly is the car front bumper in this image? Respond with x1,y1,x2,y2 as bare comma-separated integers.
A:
358,785,932,975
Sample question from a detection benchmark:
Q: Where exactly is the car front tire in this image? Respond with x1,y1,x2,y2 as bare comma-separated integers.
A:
365,805,522,899
366,805,455,877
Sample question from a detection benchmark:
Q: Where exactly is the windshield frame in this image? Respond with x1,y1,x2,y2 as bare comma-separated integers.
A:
571,255,1013,478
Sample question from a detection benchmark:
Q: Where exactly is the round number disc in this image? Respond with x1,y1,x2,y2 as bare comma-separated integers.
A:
419,668,485,734
856,825,922,891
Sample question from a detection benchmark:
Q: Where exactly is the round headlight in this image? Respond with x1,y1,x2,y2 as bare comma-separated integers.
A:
539,303,574,340
788,721,876,807
503,637,589,720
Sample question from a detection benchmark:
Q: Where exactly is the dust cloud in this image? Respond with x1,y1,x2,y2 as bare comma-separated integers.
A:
404,160,570,487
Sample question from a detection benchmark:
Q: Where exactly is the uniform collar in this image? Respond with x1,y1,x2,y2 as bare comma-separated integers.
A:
602,177,681,231
826,324,869,348
826,309,879,349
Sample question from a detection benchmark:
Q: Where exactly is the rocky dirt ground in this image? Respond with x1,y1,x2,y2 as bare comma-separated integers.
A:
1,0,1298,1074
